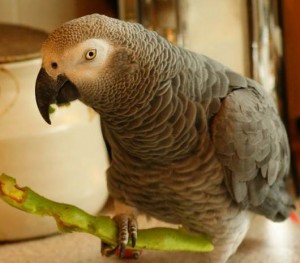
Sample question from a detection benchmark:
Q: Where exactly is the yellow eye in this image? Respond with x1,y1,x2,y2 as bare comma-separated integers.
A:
85,49,97,60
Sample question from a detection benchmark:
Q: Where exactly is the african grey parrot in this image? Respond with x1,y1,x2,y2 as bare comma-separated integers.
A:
35,14,294,263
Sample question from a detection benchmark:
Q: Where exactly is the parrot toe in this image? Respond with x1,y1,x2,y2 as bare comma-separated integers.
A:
101,213,141,259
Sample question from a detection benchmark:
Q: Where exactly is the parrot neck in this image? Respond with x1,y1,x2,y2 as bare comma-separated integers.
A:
98,84,205,164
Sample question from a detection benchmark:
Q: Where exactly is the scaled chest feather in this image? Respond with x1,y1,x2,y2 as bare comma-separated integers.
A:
105,125,231,228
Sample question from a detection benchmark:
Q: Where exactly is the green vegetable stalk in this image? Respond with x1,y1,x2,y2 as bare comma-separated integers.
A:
0,173,213,252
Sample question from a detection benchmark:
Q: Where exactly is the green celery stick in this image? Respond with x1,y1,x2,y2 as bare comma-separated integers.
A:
0,173,213,252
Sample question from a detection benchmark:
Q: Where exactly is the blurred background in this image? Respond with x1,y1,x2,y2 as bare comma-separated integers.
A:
2,0,297,193
1,1,300,262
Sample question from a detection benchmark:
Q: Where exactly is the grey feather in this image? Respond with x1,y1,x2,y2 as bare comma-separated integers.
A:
40,14,295,261
225,71,248,88
211,83,293,221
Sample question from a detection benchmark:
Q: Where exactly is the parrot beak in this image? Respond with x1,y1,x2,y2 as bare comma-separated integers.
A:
35,68,79,124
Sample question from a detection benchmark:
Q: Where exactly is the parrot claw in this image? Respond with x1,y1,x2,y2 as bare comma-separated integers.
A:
101,213,141,259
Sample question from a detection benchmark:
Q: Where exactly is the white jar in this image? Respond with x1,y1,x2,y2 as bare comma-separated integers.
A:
0,25,109,241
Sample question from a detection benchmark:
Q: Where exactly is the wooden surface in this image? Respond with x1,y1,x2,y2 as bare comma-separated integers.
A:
282,1,300,126
0,24,47,63
282,0,300,192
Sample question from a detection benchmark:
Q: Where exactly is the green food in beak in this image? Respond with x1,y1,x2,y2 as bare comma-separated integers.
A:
35,68,79,124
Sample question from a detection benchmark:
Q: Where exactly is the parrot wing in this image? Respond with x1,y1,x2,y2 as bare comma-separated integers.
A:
211,75,294,221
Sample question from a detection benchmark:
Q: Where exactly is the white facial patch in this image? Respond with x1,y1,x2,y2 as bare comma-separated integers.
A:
60,38,112,84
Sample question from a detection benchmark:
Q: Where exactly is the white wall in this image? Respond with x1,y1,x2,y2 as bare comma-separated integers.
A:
185,0,250,76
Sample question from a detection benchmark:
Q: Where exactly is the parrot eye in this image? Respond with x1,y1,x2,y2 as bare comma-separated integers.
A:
85,49,97,60
51,62,58,69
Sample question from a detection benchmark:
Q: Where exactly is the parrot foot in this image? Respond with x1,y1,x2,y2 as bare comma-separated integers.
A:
101,213,141,259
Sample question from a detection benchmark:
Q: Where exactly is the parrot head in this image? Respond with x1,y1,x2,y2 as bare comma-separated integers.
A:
35,14,141,124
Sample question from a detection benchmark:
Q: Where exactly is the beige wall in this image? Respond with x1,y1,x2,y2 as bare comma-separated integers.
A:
0,0,77,31
0,0,250,75
184,0,250,76
0,0,116,32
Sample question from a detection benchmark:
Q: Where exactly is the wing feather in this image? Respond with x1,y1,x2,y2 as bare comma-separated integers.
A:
211,77,294,221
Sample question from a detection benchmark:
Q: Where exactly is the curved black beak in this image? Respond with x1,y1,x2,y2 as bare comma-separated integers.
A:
35,68,79,124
